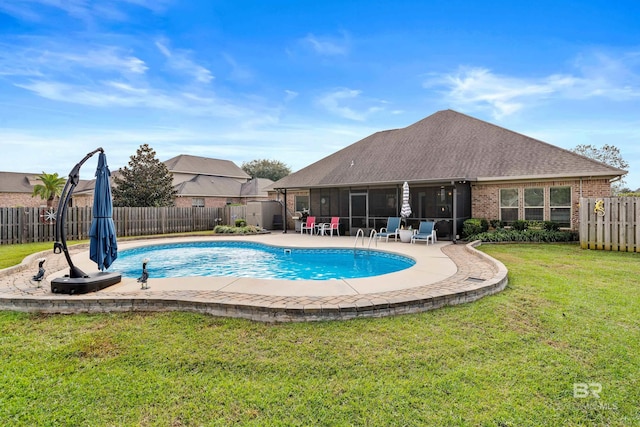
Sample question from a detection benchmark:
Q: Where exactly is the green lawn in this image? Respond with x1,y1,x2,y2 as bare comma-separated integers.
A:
0,244,638,426
0,242,61,269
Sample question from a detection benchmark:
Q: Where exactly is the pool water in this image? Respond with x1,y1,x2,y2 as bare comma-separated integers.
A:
109,241,415,280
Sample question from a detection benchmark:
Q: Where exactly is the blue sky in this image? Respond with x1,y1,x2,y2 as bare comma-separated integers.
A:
1,0,639,188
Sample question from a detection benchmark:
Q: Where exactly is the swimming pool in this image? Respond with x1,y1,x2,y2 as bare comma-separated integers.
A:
109,241,415,280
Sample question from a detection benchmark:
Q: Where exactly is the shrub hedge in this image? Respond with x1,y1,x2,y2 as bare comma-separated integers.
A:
462,218,489,237
213,225,262,234
467,229,578,243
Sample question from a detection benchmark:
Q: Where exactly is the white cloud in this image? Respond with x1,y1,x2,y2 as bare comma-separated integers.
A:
0,43,147,77
0,0,170,23
284,90,298,102
14,79,262,119
222,53,253,83
317,88,385,121
155,39,214,84
425,51,640,119
301,33,349,56
55,48,148,74
425,67,562,119
0,38,270,120
0,119,378,177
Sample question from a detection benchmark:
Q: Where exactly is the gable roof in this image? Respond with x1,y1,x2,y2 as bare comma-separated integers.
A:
174,176,274,198
0,171,39,193
164,154,250,179
273,110,626,189
240,178,274,197
0,171,94,194
174,175,243,197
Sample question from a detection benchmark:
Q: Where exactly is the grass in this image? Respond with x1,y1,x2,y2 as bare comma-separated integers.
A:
0,243,639,426
0,231,219,269
0,242,61,269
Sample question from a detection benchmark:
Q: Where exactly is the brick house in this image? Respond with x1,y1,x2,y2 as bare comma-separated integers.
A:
0,171,93,208
271,110,625,238
164,154,273,207
0,155,272,208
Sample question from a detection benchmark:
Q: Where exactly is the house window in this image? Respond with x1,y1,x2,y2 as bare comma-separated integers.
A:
192,198,205,207
524,188,544,221
295,195,309,212
550,186,571,227
500,188,519,223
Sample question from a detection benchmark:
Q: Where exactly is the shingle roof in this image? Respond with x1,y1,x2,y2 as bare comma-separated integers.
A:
174,176,274,198
164,154,250,179
0,171,94,193
0,172,39,193
273,110,625,189
240,178,274,197
174,175,243,197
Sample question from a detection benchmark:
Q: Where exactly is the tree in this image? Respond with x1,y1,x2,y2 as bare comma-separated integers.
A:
32,172,66,208
241,159,291,182
572,144,629,192
112,144,177,207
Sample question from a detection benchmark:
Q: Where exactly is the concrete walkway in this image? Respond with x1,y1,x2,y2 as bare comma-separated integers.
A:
0,233,508,322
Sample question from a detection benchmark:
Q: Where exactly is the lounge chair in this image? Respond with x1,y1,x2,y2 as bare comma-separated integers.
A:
320,216,340,236
411,221,435,245
377,217,401,242
300,216,316,235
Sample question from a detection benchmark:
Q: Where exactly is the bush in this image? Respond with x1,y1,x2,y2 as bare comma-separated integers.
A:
489,219,502,229
462,218,489,237
234,218,247,227
511,220,529,231
542,221,560,231
214,225,261,234
468,229,578,243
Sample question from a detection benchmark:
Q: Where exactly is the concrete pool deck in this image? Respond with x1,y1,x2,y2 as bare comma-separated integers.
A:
0,233,508,322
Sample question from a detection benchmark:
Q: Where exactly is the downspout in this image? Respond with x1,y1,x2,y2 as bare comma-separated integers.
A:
452,183,458,243
282,189,287,233
579,178,583,199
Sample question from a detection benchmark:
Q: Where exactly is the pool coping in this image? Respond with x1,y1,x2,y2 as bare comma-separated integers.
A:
0,234,508,322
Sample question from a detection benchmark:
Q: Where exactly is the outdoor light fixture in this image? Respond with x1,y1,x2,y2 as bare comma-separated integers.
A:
51,147,122,294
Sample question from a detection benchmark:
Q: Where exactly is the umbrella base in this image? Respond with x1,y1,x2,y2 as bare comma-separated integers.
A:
51,272,122,294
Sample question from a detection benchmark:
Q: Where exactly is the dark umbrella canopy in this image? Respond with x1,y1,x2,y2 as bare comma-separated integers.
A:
89,152,118,271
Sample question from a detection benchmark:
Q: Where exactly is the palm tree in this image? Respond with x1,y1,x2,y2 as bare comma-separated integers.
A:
32,172,66,208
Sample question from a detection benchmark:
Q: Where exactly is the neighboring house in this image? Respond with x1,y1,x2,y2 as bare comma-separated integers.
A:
0,155,273,209
0,171,93,208
164,154,273,208
271,110,625,238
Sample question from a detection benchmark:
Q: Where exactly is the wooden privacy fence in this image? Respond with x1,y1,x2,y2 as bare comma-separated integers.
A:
0,206,248,245
579,197,639,252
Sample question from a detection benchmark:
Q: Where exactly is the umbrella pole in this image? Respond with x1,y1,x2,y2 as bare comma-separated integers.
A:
53,147,104,278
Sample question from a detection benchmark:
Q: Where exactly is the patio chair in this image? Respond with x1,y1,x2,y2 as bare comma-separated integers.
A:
411,221,436,245
377,217,401,242
300,216,316,235
320,216,340,236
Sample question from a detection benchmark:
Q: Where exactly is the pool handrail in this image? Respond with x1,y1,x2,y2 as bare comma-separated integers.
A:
354,228,365,250
368,229,378,250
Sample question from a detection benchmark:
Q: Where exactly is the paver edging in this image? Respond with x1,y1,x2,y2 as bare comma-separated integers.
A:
1,240,509,322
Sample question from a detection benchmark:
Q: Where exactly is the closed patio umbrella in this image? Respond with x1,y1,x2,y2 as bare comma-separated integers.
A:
89,152,118,270
400,181,412,220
